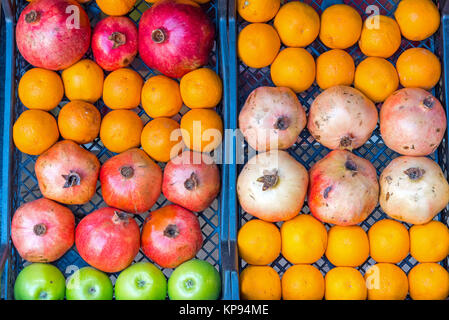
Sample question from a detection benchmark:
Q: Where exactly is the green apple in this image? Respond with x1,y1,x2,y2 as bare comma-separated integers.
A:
66,267,113,300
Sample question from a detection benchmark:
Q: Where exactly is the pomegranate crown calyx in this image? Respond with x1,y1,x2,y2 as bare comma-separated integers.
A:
25,10,40,24
151,28,166,44
257,169,279,191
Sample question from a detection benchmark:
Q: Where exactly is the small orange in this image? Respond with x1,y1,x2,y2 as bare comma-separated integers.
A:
319,4,362,49
237,219,281,265
326,225,369,267
240,265,281,300
103,68,143,110
273,1,319,47
394,0,440,41
325,267,367,300
270,48,315,93
281,214,327,264
354,57,399,103
58,101,101,145
359,15,401,59
100,110,143,153
368,219,410,264
282,265,324,300
408,263,449,300
238,23,281,69
13,110,59,155
180,68,223,109
96,0,136,16
316,49,355,90
141,75,183,118
410,220,449,263
396,48,441,90
180,109,223,152
237,0,280,23
364,263,408,300
61,59,104,103
18,68,63,111
141,117,184,163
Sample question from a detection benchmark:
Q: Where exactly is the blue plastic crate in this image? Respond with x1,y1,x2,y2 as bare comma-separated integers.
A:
227,0,449,300
0,0,232,300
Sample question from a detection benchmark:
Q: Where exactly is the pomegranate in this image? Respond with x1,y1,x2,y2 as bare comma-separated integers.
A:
380,156,449,224
11,198,75,263
380,88,447,156
162,151,220,212
138,0,215,78
92,16,138,71
35,140,100,205
16,0,91,70
308,86,378,150
237,150,308,222
75,207,140,273
308,150,379,226
100,148,162,214
141,204,203,268
239,86,307,151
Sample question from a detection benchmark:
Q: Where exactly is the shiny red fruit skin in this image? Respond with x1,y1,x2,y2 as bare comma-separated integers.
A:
138,0,215,78
162,151,220,212
75,207,140,273
92,16,138,71
16,0,91,70
11,198,75,263
141,204,203,268
100,148,162,214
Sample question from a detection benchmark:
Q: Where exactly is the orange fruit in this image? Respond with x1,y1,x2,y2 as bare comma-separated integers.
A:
325,225,369,267
141,75,183,118
13,110,59,155
141,117,184,163
61,59,104,103
368,219,410,264
180,68,223,109
103,68,143,110
237,0,280,23
240,265,281,300
394,0,440,41
281,214,327,264
96,0,136,16
396,48,441,90
282,264,325,300
58,101,101,145
408,263,449,300
359,15,401,59
273,1,319,47
270,48,315,93
316,49,355,90
325,267,367,300
354,57,399,103
238,23,281,69
237,219,281,265
319,4,362,49
180,109,223,152
100,110,143,153
410,220,449,263
364,263,408,300
18,68,63,111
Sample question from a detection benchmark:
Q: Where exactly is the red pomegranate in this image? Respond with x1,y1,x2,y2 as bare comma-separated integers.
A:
75,207,140,273
380,88,447,156
308,150,379,226
92,16,138,71
35,140,100,205
100,148,162,214
162,151,220,212
16,0,91,70
141,204,203,268
11,198,75,263
138,0,215,78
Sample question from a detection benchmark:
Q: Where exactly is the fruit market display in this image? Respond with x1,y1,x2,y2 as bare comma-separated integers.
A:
237,0,449,301
11,0,223,300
